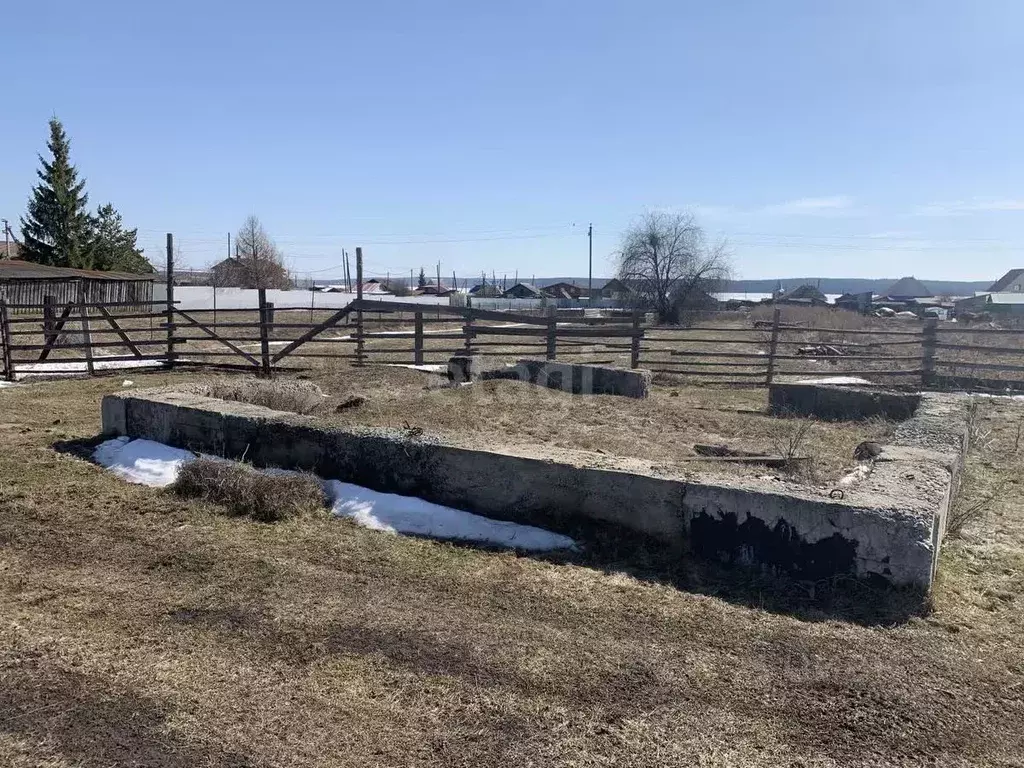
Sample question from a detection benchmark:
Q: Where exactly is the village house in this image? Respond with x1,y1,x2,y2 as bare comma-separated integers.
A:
987,269,1024,293
502,282,542,299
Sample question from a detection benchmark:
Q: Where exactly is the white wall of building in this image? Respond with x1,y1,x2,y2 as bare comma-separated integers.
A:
153,285,448,311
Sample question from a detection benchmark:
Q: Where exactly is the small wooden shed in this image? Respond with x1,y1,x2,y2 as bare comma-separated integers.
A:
0,260,155,311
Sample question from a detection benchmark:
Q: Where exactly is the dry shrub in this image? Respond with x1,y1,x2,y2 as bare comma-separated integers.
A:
205,378,327,414
171,458,326,522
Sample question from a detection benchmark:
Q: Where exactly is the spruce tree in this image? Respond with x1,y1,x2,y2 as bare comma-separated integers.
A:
92,204,154,274
20,118,94,268
418,267,427,288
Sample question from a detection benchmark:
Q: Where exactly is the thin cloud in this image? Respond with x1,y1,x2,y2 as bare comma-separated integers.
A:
914,199,1024,216
759,196,854,216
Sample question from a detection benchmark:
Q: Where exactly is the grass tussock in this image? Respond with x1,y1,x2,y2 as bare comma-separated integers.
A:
204,378,327,414
171,458,326,522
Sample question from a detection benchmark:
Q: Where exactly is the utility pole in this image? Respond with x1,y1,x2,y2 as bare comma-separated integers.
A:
227,232,231,262
588,223,593,300
452,270,458,292
436,262,442,292
2,219,10,259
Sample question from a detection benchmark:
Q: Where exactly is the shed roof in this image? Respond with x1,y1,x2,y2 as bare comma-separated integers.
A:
883,276,932,299
987,269,1024,292
780,284,827,302
0,259,155,281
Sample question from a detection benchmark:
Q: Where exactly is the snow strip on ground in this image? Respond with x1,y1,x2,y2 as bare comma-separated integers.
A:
795,376,873,386
324,479,576,551
92,436,197,487
15,357,168,378
383,363,449,373
91,437,575,551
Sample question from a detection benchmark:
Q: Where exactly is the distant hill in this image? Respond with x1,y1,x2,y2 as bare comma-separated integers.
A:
533,276,992,297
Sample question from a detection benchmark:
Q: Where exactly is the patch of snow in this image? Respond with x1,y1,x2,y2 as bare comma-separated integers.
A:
325,480,576,551
92,436,196,487
0,380,15,388
122,379,135,387
91,437,577,552
839,464,873,486
795,376,873,386
15,357,168,378
237,340,291,349
383,363,448,374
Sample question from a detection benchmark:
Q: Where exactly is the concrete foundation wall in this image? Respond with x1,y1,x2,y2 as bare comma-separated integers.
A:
448,356,651,398
770,382,922,421
102,388,969,590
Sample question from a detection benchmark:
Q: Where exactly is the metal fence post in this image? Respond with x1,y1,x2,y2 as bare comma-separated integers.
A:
765,308,782,385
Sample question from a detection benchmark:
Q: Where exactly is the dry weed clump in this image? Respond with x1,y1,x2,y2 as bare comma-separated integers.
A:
171,458,327,522
205,378,327,414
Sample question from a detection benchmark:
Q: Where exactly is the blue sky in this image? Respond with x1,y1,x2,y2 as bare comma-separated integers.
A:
2,0,1022,283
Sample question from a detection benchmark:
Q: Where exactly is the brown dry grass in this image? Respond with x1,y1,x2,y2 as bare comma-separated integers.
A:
0,372,1022,766
302,366,890,482
202,377,327,414
171,458,327,522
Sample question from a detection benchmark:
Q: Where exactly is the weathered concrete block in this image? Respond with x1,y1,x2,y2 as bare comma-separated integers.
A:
100,388,970,590
770,382,921,421
447,355,501,384
511,359,651,399
100,395,126,436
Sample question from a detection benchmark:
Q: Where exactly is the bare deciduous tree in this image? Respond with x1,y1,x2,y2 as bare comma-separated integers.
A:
615,211,731,323
235,216,292,289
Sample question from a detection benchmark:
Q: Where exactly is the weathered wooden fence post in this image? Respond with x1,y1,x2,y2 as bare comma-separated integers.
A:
464,315,475,355
630,311,642,369
43,295,55,347
77,284,95,376
921,318,938,389
765,307,782,385
546,311,557,360
258,288,272,377
355,247,365,366
0,298,14,381
413,311,425,364
165,234,176,368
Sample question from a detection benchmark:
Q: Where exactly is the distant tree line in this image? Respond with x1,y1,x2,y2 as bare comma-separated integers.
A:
18,118,152,274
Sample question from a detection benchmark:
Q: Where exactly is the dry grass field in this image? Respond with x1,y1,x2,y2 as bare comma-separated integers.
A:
300,366,890,482
1,368,1024,766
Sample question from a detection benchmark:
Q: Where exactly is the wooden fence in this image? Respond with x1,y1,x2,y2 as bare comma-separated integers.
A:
5,291,1024,393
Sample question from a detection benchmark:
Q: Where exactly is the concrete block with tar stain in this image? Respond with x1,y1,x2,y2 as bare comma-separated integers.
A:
102,388,969,591
448,355,651,399
769,382,921,421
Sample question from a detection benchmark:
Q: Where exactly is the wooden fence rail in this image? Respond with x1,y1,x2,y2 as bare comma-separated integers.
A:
6,291,1024,392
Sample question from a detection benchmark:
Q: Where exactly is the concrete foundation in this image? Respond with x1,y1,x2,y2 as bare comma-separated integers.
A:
101,388,969,590
448,356,652,399
770,382,922,421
